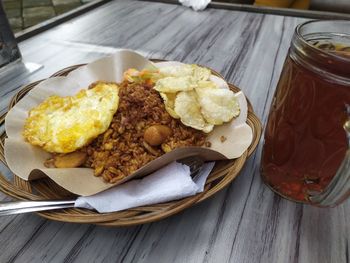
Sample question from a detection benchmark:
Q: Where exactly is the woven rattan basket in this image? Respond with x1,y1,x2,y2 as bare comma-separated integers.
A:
0,63,262,226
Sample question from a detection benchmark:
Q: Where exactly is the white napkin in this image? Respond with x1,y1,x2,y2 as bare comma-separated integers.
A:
179,0,211,11
75,161,215,213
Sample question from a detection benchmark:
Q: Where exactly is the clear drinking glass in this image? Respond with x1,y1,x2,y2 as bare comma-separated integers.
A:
0,1,21,68
261,20,350,207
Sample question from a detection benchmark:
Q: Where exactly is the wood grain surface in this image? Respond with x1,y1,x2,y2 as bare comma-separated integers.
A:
0,1,348,262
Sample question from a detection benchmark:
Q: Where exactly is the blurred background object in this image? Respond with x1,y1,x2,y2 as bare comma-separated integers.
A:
0,1,21,68
3,0,350,34
310,0,350,13
254,0,310,9
210,0,350,12
3,0,96,33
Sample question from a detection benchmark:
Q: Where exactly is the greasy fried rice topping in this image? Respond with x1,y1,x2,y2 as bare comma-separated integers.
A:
79,80,207,183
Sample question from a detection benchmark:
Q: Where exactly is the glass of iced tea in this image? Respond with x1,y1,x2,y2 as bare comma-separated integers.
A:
261,20,350,207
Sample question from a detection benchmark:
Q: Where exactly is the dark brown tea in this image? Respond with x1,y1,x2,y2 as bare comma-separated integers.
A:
261,42,350,202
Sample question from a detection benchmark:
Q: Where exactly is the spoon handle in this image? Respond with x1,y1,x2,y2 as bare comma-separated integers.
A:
0,200,76,216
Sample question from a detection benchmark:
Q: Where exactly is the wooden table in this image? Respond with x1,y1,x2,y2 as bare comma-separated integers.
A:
0,1,349,262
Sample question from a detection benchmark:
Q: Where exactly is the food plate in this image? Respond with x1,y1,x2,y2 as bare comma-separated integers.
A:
0,56,262,226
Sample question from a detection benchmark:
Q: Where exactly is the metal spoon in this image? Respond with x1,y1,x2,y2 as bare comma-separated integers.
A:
0,157,204,216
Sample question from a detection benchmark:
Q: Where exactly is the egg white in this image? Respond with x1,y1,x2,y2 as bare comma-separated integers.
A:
23,82,119,153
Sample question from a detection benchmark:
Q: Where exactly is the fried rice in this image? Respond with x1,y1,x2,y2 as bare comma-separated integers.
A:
82,80,206,183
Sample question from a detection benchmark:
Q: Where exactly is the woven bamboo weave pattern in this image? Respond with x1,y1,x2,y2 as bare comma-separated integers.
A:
0,63,262,226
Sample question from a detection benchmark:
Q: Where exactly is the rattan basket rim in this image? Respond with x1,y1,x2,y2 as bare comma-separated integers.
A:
0,62,262,226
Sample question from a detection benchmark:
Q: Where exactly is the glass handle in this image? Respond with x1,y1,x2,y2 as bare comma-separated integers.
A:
309,107,350,207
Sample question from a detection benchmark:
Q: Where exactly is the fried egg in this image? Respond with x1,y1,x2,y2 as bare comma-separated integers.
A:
23,82,119,153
